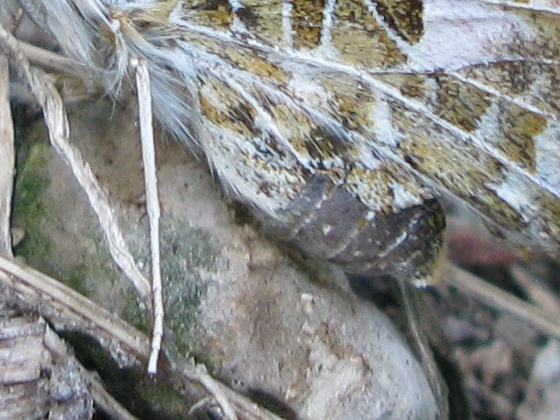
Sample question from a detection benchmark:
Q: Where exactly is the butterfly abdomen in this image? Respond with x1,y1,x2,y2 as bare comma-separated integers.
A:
255,174,446,286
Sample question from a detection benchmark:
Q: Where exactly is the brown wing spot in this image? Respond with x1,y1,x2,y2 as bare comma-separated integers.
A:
432,75,492,132
346,166,395,214
373,0,424,44
345,161,432,213
498,105,544,172
463,62,560,117
242,0,285,43
512,8,560,62
198,80,259,138
269,103,313,135
397,75,428,100
185,0,235,29
235,6,259,28
333,0,407,68
542,194,560,239
331,90,377,134
389,100,525,227
460,60,536,96
224,47,287,82
258,181,278,198
292,0,327,49
307,125,351,161
336,95,363,130
376,73,429,100
504,60,537,94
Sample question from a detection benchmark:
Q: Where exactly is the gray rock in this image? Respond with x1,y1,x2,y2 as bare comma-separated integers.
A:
13,100,440,419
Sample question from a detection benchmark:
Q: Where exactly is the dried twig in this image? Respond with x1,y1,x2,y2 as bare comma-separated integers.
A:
18,40,88,77
0,22,152,303
0,54,14,257
395,280,449,417
0,255,150,358
509,264,560,316
42,325,139,420
0,16,276,420
0,255,281,420
441,263,560,340
132,57,165,376
84,370,141,420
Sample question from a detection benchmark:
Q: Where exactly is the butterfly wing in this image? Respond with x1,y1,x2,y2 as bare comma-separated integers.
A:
17,0,560,280
173,0,560,261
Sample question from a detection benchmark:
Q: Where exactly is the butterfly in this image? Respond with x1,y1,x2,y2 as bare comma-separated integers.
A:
16,0,560,285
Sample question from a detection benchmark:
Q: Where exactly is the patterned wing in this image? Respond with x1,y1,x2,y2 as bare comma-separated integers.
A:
17,0,560,283
165,0,560,257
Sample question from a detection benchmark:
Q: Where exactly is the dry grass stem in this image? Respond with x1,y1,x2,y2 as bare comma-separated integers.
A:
86,373,141,420
42,325,139,420
189,364,239,420
0,22,152,302
395,280,448,416
18,40,88,77
132,57,165,375
0,255,282,420
0,255,151,358
442,263,560,340
0,54,14,257
509,264,560,316
1,19,282,420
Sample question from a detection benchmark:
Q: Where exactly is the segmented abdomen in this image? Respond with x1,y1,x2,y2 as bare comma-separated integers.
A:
253,175,446,286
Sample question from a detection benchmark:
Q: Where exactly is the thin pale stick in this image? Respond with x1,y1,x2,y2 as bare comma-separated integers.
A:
43,326,140,420
509,264,560,315
0,55,14,256
2,20,274,420
441,263,560,339
0,255,280,420
18,40,88,77
0,255,150,357
86,373,141,420
0,23,152,302
395,279,449,418
132,57,164,375
190,364,239,420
